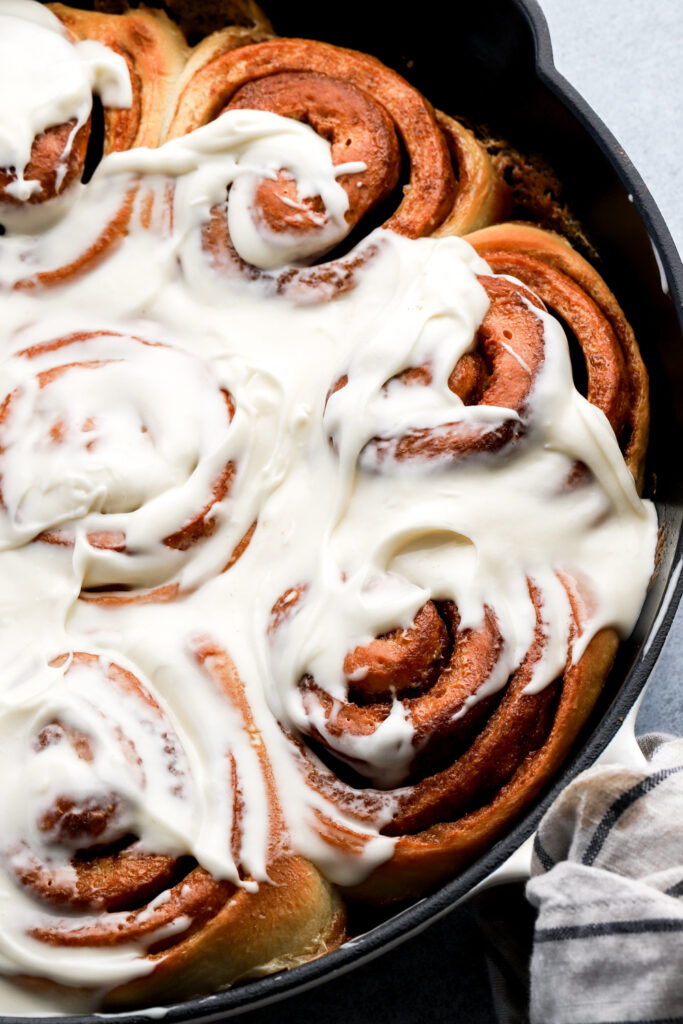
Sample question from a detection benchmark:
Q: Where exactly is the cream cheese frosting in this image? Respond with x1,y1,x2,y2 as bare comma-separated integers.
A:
0,0,130,208
0,0,658,1012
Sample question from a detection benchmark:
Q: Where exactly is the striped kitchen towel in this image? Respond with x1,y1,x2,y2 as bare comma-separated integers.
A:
526,733,683,1024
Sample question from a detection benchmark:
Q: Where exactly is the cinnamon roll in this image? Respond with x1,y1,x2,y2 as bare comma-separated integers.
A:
162,36,508,295
0,0,658,1012
465,222,649,488
0,330,255,596
266,223,652,901
0,648,344,1009
323,222,647,480
0,2,185,288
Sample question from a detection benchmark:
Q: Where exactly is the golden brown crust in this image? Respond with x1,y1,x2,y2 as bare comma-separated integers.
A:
433,111,510,237
48,3,189,150
272,571,623,905
167,36,515,300
165,12,273,134
105,856,346,1009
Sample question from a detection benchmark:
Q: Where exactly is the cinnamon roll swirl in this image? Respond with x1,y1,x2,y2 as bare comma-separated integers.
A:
0,648,343,1009
0,331,253,596
162,36,508,294
269,583,622,902
465,222,649,488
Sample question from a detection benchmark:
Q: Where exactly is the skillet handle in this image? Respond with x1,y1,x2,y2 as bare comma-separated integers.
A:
465,693,648,895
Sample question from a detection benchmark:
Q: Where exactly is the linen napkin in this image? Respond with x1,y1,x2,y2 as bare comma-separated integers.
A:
526,733,683,1024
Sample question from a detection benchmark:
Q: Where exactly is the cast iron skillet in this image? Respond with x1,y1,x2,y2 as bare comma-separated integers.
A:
4,0,682,1020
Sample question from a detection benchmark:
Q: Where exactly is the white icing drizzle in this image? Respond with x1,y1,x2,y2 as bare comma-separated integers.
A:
0,334,257,590
0,0,131,206
102,109,366,268
0,656,195,869
0,10,658,1011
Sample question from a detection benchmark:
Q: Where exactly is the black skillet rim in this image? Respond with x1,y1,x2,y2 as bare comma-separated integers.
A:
2,0,682,1020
